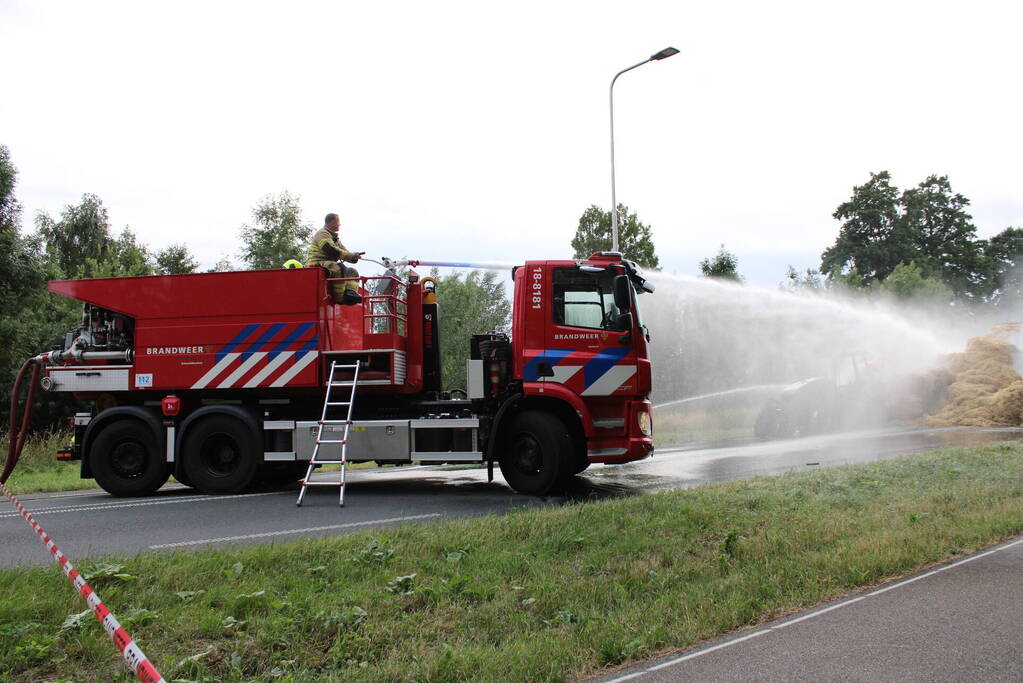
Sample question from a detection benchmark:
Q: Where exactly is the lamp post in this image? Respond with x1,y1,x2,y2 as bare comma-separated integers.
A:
609,46,679,253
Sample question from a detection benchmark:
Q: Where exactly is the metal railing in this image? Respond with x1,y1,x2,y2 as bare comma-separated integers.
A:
326,275,408,336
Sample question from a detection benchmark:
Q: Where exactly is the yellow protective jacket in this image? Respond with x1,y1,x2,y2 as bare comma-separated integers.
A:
307,227,358,264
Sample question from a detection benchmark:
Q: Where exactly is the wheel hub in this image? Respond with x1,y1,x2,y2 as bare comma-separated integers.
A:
510,434,542,475
110,441,147,478
200,433,240,477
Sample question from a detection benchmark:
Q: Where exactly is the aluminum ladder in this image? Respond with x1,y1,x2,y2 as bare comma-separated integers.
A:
296,360,361,507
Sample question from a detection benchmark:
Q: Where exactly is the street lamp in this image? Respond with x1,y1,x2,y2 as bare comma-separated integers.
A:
609,46,679,253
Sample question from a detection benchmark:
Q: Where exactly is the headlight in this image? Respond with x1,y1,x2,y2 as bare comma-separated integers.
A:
637,410,652,436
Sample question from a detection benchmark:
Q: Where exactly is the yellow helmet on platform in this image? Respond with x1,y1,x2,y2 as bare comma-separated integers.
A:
283,259,304,269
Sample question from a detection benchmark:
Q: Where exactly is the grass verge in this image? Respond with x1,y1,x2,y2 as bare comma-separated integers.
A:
0,431,91,494
2,443,1023,682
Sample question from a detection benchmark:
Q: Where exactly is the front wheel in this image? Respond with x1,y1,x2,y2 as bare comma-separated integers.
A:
182,415,260,494
498,411,573,496
90,419,169,497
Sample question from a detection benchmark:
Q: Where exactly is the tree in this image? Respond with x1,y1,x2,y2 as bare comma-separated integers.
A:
207,255,236,272
899,175,984,297
699,244,742,282
0,144,51,373
821,171,907,287
432,268,511,392
35,193,114,277
240,191,312,270
0,145,81,428
782,266,824,292
155,244,199,274
878,261,953,300
983,227,1023,305
821,171,997,299
83,228,155,277
0,145,20,231
571,204,659,269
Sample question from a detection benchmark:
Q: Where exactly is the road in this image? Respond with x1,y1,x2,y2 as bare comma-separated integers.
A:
3,426,1022,567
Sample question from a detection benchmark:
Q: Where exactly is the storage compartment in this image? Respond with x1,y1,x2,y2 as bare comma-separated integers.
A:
410,418,482,462
46,366,130,392
295,419,410,462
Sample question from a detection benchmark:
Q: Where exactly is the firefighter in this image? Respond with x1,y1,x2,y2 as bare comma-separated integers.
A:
307,213,364,305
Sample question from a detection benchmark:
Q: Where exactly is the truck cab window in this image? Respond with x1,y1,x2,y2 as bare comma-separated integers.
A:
552,268,625,331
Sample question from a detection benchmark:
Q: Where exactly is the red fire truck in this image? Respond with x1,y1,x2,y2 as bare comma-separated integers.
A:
41,253,655,497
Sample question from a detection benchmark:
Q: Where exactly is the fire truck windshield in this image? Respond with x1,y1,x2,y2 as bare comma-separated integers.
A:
553,268,629,332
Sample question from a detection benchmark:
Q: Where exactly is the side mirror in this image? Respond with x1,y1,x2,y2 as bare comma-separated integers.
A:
613,275,632,312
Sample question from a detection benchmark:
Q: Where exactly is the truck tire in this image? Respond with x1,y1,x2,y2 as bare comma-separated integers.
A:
181,415,260,494
499,411,571,496
754,400,792,441
90,419,170,497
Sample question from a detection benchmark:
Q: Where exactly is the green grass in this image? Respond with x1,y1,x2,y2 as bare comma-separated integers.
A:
0,430,92,494
2,443,1023,682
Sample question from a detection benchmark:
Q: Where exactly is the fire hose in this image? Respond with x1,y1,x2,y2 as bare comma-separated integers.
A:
1,354,45,485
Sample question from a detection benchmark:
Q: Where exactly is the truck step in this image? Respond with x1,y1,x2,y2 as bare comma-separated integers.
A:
326,401,351,406
301,480,346,487
318,419,352,424
316,439,347,445
329,381,357,387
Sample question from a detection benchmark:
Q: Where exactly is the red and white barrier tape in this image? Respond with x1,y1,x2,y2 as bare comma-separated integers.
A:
1,481,165,683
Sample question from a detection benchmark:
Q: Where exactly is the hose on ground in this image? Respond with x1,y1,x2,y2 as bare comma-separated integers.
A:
2,355,44,485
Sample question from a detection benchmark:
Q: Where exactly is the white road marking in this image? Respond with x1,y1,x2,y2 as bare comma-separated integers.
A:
12,484,191,502
148,513,443,548
603,536,1023,682
0,491,285,519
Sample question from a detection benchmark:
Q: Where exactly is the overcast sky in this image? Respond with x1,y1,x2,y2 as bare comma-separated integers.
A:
2,0,1020,286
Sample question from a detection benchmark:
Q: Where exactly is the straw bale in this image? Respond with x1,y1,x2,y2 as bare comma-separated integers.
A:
985,322,1021,343
987,380,1023,425
922,327,1023,426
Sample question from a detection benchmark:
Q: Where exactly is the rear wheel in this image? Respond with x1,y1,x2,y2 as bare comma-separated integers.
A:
499,411,572,496
754,400,792,441
90,419,169,497
182,415,259,494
